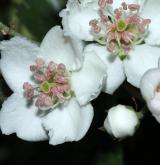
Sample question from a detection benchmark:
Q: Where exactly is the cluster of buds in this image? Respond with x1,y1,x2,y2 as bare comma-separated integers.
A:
23,58,74,111
89,0,151,60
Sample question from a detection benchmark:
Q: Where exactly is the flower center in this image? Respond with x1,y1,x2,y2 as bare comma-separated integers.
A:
23,58,75,111
116,19,127,32
89,0,151,60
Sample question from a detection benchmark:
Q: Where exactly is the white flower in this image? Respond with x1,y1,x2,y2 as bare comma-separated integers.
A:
60,0,160,94
140,67,160,123
0,26,107,145
104,105,139,138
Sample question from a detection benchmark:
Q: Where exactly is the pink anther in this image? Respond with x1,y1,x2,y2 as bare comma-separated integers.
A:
48,61,57,71
98,0,107,8
128,4,140,11
23,82,33,90
114,9,122,19
121,2,128,10
35,58,45,68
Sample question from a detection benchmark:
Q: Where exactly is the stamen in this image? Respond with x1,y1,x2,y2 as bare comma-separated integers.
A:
114,9,122,20
121,2,128,10
35,58,45,68
98,0,113,8
23,59,74,111
98,0,107,8
128,4,140,12
100,14,109,22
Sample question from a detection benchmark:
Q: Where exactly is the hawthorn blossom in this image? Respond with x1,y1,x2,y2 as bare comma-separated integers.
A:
0,26,107,145
140,66,160,123
104,104,139,138
60,0,160,94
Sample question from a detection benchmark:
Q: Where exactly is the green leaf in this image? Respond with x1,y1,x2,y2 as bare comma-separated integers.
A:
0,0,65,41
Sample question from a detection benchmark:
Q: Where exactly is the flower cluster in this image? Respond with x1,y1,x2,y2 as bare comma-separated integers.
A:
0,0,160,145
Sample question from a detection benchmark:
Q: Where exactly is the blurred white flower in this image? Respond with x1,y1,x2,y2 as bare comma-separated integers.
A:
60,0,160,94
140,67,160,123
104,105,139,138
0,26,107,145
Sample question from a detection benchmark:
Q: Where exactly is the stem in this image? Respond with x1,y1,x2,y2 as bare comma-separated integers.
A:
136,106,148,120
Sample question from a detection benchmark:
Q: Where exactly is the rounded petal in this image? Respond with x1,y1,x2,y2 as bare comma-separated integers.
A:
140,68,160,101
0,93,48,141
42,98,93,145
0,36,38,93
104,105,138,138
141,0,160,46
124,44,160,88
85,44,125,94
71,51,107,105
40,26,84,71
60,0,99,41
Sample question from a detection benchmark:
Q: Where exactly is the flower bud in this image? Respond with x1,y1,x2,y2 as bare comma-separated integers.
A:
104,105,139,138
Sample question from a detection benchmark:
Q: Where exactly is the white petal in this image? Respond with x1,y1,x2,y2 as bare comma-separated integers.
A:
140,68,160,101
60,0,99,41
0,36,38,93
124,44,160,88
71,51,107,105
42,98,93,145
40,26,84,71
141,0,160,46
0,93,48,141
85,44,125,94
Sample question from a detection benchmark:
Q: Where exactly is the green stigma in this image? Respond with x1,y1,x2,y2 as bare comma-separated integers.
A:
41,81,50,93
116,19,127,32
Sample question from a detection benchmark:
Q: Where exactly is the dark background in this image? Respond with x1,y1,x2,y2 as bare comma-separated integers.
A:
0,0,160,165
